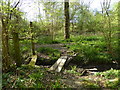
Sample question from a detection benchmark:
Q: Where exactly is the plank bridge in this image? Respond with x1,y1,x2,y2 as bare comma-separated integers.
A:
29,44,78,72
28,49,78,72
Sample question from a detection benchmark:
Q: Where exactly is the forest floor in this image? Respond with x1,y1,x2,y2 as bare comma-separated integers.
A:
34,64,120,88
2,62,120,89
39,65,115,88
35,43,119,69
3,42,120,89
34,43,120,88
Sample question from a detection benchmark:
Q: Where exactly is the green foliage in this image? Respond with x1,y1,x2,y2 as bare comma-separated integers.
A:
67,35,113,64
2,65,44,88
95,69,120,79
28,72,44,88
37,36,53,44
29,72,43,81
37,47,60,59
37,35,61,44
20,40,32,61
37,47,59,55
65,66,82,75
84,82,100,88
2,65,67,88
105,79,120,88
2,0,120,89
51,80,62,88
79,78,100,88
36,47,60,64
95,69,120,88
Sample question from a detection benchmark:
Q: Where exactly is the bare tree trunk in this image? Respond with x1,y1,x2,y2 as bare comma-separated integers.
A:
1,1,11,72
64,0,70,39
12,15,21,67
30,22,35,55
12,31,21,67
2,16,10,72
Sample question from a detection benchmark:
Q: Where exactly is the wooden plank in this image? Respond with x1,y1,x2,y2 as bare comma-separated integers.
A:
55,56,68,72
64,56,72,66
48,56,63,71
29,55,37,66
65,53,78,66
48,53,78,72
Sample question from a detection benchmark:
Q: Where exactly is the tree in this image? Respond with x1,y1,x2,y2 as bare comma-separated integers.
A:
64,0,70,39
42,2,64,40
1,1,11,71
10,0,22,67
71,1,94,34
100,0,113,56
12,14,22,67
69,2,80,32
2,0,23,70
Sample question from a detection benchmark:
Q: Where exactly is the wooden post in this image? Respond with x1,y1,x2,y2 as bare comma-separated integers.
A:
29,55,37,66
30,22,35,55
64,0,70,39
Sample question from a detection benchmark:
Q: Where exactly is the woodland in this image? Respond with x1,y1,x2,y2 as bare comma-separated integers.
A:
1,0,120,89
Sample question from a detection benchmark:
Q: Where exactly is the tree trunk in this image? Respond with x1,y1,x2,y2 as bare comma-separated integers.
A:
12,31,21,67
30,22,35,55
2,16,10,72
64,0,70,39
12,15,21,67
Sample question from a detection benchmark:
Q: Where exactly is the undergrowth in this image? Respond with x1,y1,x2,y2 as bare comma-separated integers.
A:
2,65,65,88
65,35,115,64
95,69,120,88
